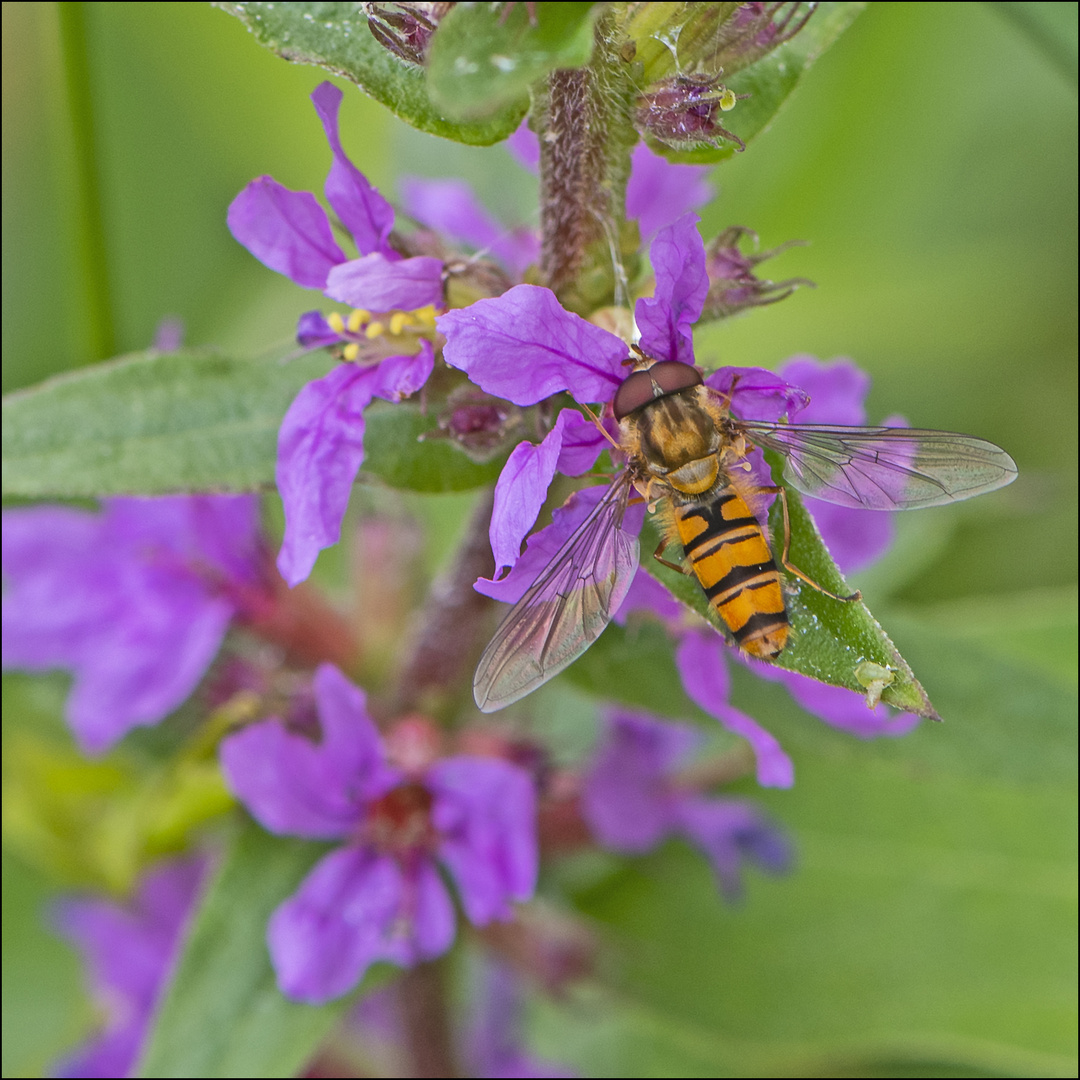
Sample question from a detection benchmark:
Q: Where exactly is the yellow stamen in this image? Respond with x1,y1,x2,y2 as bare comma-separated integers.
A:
389,312,408,336
346,309,369,334
364,322,385,339
413,304,437,328
343,343,360,361
327,311,346,335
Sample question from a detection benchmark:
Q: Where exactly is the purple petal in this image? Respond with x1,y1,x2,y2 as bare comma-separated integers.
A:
777,356,868,425
2,507,110,670
582,709,699,851
268,848,409,1003
466,957,576,1079
676,631,794,788
408,858,458,961
275,363,379,587
474,484,644,605
438,285,627,406
428,756,538,924
704,366,811,422
675,797,792,900
310,82,396,257
369,341,435,403
773,357,896,571
626,142,713,243
221,665,399,837
227,177,346,289
3,499,255,753
297,310,344,349
66,587,233,754
325,253,444,311
505,122,540,171
635,214,708,365
399,177,539,277
488,410,603,575
774,667,921,739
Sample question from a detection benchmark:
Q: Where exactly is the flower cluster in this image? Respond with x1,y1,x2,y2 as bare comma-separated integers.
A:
220,663,538,1003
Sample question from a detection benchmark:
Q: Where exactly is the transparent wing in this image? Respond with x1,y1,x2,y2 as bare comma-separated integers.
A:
474,477,640,713
738,422,1018,510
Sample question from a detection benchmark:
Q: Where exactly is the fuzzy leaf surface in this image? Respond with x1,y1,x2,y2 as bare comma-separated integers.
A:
1,351,502,497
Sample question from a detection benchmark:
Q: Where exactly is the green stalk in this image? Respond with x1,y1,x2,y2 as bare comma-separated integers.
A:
534,10,640,315
57,1,116,362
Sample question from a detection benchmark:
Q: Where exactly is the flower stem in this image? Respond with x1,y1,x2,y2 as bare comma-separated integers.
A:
398,959,458,1078
57,1,116,362
388,489,496,719
535,10,639,315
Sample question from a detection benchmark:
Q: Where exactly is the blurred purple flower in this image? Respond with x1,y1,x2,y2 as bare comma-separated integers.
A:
52,857,205,1078
220,664,537,1003
466,956,576,1078
583,709,791,900
229,81,440,586
2,495,261,754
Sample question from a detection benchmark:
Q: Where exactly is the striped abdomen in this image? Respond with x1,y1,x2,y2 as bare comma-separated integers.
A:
674,490,790,659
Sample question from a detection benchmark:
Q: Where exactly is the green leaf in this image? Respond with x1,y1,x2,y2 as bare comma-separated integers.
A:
638,479,936,718
547,630,1077,1076
645,2,867,164
137,820,363,1077
426,2,599,121
215,2,527,144
1,350,502,498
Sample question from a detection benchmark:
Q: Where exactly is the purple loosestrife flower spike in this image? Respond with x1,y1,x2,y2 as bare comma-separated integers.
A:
52,858,205,1079
229,81,443,585
2,495,261,754
220,664,538,1003
583,709,791,900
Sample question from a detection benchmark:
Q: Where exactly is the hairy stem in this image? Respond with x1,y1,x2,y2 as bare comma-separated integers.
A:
389,489,496,718
535,11,639,314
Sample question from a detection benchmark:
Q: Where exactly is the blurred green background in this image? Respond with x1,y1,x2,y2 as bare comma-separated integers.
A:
2,3,1076,1077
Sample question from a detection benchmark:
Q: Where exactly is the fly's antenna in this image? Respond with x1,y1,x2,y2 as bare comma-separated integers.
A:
578,401,622,451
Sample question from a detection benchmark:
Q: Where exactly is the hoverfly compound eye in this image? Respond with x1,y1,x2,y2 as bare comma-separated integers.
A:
612,361,702,421
649,361,703,396
612,370,654,420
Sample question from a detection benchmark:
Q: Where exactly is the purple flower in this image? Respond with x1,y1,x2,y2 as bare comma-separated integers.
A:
582,709,791,900
52,857,205,1078
466,956,576,1078
2,495,261,754
229,81,442,586
220,664,538,1003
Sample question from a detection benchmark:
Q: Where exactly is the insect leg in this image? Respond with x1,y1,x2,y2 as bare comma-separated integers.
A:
652,535,689,575
763,485,861,603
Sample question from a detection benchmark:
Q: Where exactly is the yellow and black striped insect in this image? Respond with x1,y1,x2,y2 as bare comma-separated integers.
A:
473,357,1017,712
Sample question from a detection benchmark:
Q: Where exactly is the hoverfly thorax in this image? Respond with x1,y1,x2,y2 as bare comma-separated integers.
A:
615,360,724,500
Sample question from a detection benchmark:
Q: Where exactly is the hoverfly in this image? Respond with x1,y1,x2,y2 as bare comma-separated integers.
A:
473,357,1017,712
